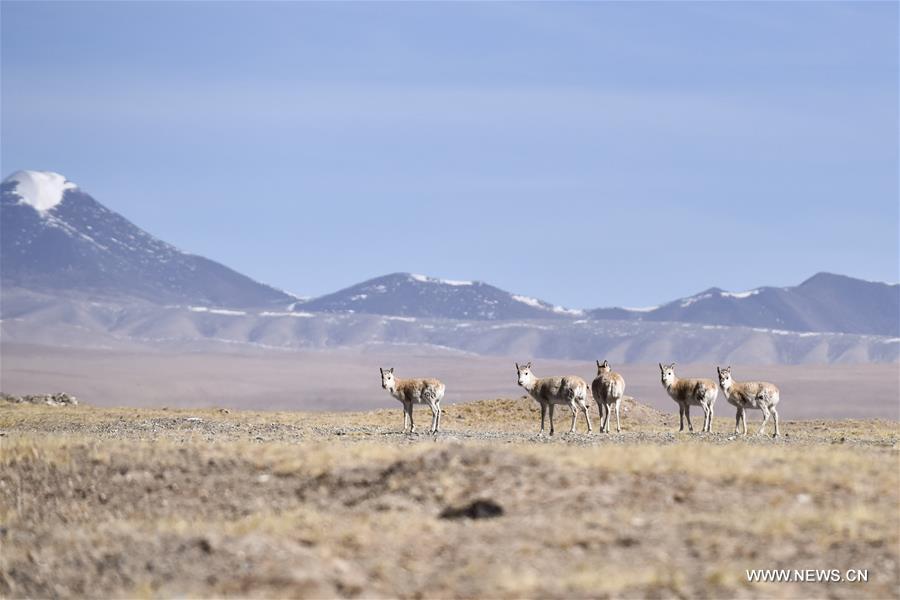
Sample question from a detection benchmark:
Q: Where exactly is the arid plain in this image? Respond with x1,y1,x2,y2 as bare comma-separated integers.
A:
2,343,898,418
2,390,899,598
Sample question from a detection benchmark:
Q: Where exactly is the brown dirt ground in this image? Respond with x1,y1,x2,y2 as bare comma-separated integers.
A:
1,399,898,599
4,344,899,419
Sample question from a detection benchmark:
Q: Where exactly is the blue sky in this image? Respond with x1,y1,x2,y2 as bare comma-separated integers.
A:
2,1,897,308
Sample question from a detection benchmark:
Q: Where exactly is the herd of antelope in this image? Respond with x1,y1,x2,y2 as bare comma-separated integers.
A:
379,362,782,438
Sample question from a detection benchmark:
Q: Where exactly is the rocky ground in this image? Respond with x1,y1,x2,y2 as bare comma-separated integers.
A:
1,398,898,598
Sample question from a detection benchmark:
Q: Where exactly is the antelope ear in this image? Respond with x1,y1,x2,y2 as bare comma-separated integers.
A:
603,360,609,368
389,367,394,374
525,362,532,369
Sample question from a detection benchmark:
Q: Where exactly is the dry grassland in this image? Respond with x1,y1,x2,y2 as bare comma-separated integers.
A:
1,399,898,598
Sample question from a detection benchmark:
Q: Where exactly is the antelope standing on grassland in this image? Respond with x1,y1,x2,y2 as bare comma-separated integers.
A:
659,363,717,433
379,368,445,434
717,366,781,437
592,360,626,433
516,362,592,435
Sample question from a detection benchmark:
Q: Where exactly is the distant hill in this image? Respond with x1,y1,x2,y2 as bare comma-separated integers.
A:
302,272,582,320
587,273,899,337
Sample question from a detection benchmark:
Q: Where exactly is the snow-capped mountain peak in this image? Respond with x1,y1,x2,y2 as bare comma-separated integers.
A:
1,170,293,308
302,272,576,320
3,170,78,213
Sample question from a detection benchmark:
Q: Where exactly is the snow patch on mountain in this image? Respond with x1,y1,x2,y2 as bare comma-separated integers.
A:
512,294,544,308
188,306,247,316
623,305,659,313
679,293,714,308
751,327,823,337
552,305,584,316
490,322,554,330
409,273,474,286
4,170,77,213
512,293,581,315
720,289,760,299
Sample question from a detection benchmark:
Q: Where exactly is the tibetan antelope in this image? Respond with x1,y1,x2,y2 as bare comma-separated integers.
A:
717,366,781,437
659,362,717,433
515,362,592,435
592,360,625,433
379,367,445,434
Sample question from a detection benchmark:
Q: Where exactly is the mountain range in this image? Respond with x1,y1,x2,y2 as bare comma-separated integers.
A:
588,272,899,337
2,170,897,363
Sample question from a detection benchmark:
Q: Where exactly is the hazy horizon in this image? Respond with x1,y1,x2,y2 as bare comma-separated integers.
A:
2,1,898,308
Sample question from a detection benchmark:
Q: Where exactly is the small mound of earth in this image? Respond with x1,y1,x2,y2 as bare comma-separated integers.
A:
616,395,668,427
1,392,78,406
